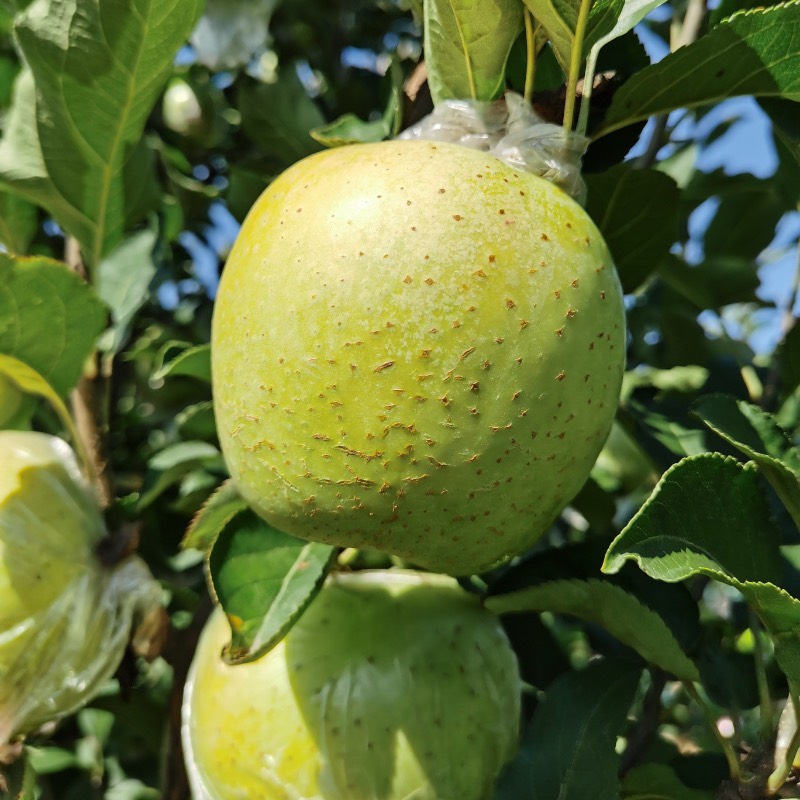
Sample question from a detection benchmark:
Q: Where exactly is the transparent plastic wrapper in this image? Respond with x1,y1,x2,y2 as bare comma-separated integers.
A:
398,92,589,204
183,571,521,800
0,431,162,744
190,0,278,71
774,699,800,771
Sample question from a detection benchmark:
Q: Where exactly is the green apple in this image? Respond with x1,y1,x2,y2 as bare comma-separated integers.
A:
0,431,160,743
183,570,521,800
212,140,625,575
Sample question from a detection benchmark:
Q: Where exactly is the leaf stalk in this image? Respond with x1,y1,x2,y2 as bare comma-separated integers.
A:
684,681,742,781
523,8,537,103
562,0,592,132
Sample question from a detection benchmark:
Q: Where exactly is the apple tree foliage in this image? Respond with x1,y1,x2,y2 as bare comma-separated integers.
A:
1,0,800,797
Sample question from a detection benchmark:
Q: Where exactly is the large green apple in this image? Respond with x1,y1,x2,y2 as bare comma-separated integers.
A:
212,140,625,574
0,431,160,743
183,570,521,800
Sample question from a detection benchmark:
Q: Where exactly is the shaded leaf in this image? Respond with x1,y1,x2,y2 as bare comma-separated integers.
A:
239,71,325,166
0,751,36,800
151,342,211,383
310,114,394,148
0,0,202,267
703,190,787,261
487,578,699,679
311,60,402,147
692,394,800,527
0,191,36,254
604,454,784,583
425,0,522,103
697,638,760,710
208,509,336,662
604,454,800,687
596,2,800,138
621,764,715,799
495,658,640,800
182,479,249,552
657,254,760,310
585,165,679,292
0,354,84,465
0,254,106,395
138,441,222,509
95,227,157,355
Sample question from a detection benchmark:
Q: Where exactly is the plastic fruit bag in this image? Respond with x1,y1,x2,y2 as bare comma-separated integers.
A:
0,431,161,744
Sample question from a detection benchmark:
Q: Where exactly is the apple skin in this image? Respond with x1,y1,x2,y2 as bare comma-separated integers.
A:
212,140,625,575
182,570,521,800
0,431,159,742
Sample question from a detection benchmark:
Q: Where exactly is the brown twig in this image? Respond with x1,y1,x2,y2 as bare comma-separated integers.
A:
64,237,114,508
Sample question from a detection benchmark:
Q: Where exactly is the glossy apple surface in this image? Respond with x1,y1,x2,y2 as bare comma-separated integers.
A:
183,570,521,800
212,140,625,574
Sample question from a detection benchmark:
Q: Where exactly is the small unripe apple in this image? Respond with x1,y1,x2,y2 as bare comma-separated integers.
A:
0,431,159,743
183,570,521,800
212,140,625,574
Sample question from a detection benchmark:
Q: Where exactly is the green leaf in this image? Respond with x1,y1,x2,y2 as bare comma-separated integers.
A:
697,638,760,710
487,578,699,679
495,658,641,800
692,394,800,527
596,2,800,138
0,0,203,267
311,60,402,147
239,71,325,166
0,191,37,254
95,227,157,355
151,342,211,383
603,454,800,688
310,114,394,148
585,165,679,292
176,400,216,441
208,509,336,663
182,479,249,552
657,255,760,310
138,441,222,509
604,454,784,583
588,0,668,60
621,764,715,800
0,253,106,395
0,354,85,464
522,0,625,75
424,0,523,103
703,190,787,261
776,323,800,397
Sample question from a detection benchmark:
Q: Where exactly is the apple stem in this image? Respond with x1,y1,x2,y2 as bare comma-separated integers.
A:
561,0,591,133
684,681,742,782
523,8,537,103
749,610,774,741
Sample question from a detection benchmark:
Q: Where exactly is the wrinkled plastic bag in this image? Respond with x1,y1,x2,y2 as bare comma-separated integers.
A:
191,0,278,71
398,92,589,204
0,432,162,743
